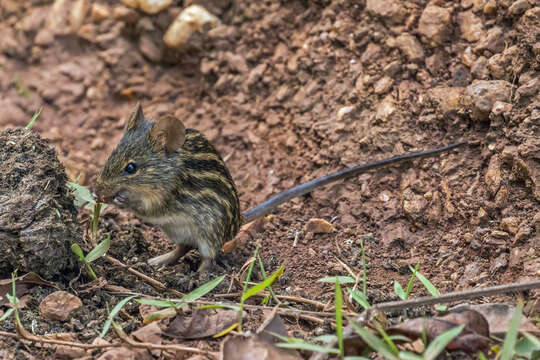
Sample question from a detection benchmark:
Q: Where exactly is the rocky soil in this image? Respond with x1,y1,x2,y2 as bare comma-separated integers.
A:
0,0,538,358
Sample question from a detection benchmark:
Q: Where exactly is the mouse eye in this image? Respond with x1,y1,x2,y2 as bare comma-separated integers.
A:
124,162,137,174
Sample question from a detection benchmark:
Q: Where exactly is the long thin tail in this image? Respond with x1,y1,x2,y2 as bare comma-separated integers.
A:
241,141,467,223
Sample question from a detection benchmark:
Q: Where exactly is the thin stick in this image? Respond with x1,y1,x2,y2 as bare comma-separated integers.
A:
103,255,184,297
309,280,540,360
214,292,328,309
0,330,120,350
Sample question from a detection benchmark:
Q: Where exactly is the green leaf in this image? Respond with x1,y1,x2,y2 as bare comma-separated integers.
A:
136,298,177,308
424,324,464,360
405,263,419,299
394,280,406,300
335,277,344,357
348,289,371,310
70,243,86,261
25,107,42,130
183,274,226,303
100,295,136,338
398,352,423,360
319,276,356,284
67,181,95,207
351,323,399,360
345,357,371,360
375,324,399,355
0,308,14,322
410,267,440,296
276,342,340,354
500,304,522,360
313,334,337,343
85,235,111,263
241,266,284,302
389,335,412,342
359,236,367,296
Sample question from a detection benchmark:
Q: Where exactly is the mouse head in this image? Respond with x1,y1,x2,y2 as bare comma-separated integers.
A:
95,103,186,217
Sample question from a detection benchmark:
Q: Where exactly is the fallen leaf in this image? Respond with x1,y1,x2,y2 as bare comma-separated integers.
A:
39,291,83,321
305,218,334,234
221,336,302,360
0,272,58,306
131,322,162,359
165,309,237,339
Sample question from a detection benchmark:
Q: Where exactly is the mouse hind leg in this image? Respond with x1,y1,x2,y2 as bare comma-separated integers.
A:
148,244,191,267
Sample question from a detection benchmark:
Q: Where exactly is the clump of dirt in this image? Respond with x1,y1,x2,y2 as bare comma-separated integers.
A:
0,129,81,279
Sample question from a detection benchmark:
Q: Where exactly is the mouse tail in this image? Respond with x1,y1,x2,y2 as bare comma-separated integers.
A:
240,141,467,223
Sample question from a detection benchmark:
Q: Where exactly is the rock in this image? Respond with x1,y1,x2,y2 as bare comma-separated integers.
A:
365,0,406,24
515,78,540,103
483,0,497,15
457,11,485,42
45,0,71,35
428,86,465,115
91,3,110,22
485,155,502,195
533,212,540,234
460,263,481,285
380,221,411,247
224,52,248,73
305,218,334,234
451,63,472,86
514,226,532,243
471,56,489,79
373,76,393,95
34,28,54,46
383,60,401,76
163,5,220,48
465,80,512,121
475,27,505,54
121,0,171,14
402,189,428,224
490,253,508,273
70,0,88,32
395,33,424,62
247,63,267,86
500,217,519,234
488,54,506,79
418,5,452,45
39,291,82,321
491,101,512,116
337,105,355,120
375,95,396,121
508,0,531,14
361,43,382,64
113,5,139,23
139,34,162,62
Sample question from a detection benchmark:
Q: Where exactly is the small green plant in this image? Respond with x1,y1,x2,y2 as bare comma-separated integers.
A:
1,271,20,326
100,295,137,338
71,235,111,280
257,253,280,305
136,275,226,324
67,181,107,240
335,277,344,358
319,276,371,311
394,263,419,300
409,266,446,312
25,107,43,130
499,302,522,360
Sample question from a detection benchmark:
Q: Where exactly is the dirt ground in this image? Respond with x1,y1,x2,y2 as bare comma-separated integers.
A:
0,0,538,358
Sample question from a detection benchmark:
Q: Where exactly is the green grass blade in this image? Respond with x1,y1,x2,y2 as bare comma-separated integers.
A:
100,295,136,338
241,266,284,302
359,237,367,296
394,280,406,300
136,299,176,308
92,202,103,239
348,288,371,310
398,352,423,360
276,342,340,354
67,182,96,207
197,304,241,311
500,303,523,360
0,308,14,323
86,235,111,263
85,263,97,280
314,334,337,343
410,266,439,296
351,322,399,360
257,254,279,305
70,243,86,261
424,324,464,360
319,276,356,284
25,107,42,130
404,263,419,298
183,274,225,303
335,278,344,358
375,324,399,355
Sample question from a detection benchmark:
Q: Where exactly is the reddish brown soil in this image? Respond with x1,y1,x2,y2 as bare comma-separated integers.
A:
0,0,538,358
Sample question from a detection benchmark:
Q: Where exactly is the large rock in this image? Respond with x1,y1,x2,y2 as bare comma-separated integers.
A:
418,5,452,45
395,33,425,62
457,11,485,42
465,80,512,121
366,0,406,24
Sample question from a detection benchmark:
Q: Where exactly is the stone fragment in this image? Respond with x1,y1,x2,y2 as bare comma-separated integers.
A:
35,29,54,46
337,106,355,120
121,0,171,14
91,3,110,22
471,56,489,79
514,226,532,243
305,218,334,234
508,0,531,14
139,34,161,62
395,33,424,62
485,155,502,195
113,5,139,23
500,217,519,234
224,52,248,73
373,76,393,95
163,5,219,48
418,5,452,45
365,0,406,24
428,86,464,115
490,253,508,273
375,95,396,121
483,0,497,15
361,43,382,64
39,291,82,321
70,0,88,31
457,11,485,42
461,46,476,67
475,27,505,54
402,189,428,224
465,80,512,121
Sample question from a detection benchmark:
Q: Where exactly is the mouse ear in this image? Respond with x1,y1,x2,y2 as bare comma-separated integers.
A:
150,115,186,153
126,102,145,131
